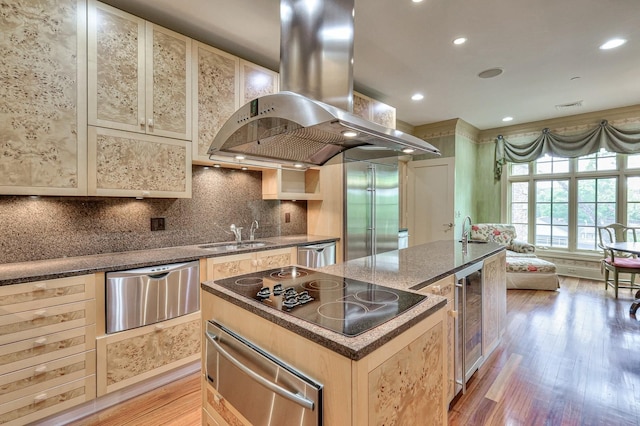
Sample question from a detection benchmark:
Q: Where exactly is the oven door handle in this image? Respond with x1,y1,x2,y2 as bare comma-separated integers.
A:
205,331,315,410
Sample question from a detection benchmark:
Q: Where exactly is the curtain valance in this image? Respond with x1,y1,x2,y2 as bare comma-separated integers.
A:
494,120,640,179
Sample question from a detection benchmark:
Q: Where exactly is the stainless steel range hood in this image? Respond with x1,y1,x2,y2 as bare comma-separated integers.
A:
208,0,440,167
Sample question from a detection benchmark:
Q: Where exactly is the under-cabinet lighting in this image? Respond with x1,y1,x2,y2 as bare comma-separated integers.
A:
342,130,358,138
234,155,245,160
213,164,221,168
402,148,415,153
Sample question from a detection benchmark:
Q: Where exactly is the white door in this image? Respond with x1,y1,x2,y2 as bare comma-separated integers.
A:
406,158,455,245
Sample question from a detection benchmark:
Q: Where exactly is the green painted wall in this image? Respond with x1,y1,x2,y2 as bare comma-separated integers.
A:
454,133,477,228
475,141,502,222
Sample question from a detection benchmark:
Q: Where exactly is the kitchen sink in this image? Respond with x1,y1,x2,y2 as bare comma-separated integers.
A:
198,241,269,252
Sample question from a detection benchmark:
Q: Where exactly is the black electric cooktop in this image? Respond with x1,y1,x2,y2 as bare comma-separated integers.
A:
214,266,427,337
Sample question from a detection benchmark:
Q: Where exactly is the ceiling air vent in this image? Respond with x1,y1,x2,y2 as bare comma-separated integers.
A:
555,100,583,110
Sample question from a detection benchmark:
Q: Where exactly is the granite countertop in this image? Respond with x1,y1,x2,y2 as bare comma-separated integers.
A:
0,235,339,286
202,239,505,360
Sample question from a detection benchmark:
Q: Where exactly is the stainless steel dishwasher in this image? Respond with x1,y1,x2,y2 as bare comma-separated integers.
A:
106,261,200,334
297,241,336,268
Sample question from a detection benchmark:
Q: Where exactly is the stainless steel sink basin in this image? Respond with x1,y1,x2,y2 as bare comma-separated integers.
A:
198,241,269,252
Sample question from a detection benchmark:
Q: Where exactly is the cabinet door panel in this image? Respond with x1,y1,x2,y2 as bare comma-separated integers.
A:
209,253,256,280
239,60,278,105
255,248,293,271
0,0,87,196
88,1,146,133
146,24,191,140
88,126,191,198
192,42,239,162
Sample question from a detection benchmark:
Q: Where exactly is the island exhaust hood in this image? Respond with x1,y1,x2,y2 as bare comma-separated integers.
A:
208,0,440,167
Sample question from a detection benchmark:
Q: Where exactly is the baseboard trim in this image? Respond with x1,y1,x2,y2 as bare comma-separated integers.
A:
38,361,200,426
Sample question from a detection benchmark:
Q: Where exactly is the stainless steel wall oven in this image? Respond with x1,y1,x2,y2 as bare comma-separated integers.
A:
205,320,323,426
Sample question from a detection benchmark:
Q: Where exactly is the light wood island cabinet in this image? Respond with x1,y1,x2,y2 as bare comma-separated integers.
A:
0,0,88,196
88,0,192,141
482,250,507,357
200,290,447,426
0,274,97,425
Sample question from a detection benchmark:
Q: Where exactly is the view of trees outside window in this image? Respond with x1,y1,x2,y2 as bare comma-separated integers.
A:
508,151,640,253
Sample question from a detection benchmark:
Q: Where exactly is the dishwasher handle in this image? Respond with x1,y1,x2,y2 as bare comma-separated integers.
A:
299,242,336,251
205,331,315,411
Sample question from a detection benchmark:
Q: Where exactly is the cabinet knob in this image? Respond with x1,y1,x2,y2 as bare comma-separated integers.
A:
33,310,47,319
147,118,154,128
154,324,165,331
34,365,48,374
33,282,47,291
139,117,145,127
34,393,48,403
33,337,47,346
449,310,458,318
431,285,441,293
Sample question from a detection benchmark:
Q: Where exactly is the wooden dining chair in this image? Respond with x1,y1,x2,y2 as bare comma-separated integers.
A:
597,223,640,298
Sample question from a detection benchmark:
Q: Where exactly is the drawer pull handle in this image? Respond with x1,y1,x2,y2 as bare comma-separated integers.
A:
34,283,47,291
33,310,47,318
34,365,48,374
431,285,441,293
34,393,48,403
449,310,458,319
154,324,165,331
33,337,47,346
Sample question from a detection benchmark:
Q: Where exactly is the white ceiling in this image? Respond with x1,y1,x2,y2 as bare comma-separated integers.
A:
102,0,640,130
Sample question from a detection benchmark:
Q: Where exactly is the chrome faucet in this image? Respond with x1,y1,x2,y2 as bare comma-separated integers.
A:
230,224,243,243
461,215,472,254
249,220,259,241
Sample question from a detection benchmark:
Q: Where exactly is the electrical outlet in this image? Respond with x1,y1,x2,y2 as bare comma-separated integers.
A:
151,217,165,231
285,212,291,223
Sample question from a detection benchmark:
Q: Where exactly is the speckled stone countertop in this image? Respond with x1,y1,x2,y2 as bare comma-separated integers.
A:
202,239,505,360
0,235,338,286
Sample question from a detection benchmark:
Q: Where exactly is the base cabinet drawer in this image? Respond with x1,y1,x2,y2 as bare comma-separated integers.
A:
97,312,201,396
0,300,96,345
0,350,96,405
0,275,96,316
202,408,221,426
0,375,95,426
0,325,96,376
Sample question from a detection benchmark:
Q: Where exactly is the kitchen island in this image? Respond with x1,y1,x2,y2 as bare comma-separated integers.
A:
200,240,506,426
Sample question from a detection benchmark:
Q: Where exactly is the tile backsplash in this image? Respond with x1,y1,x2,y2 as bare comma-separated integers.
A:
0,166,307,264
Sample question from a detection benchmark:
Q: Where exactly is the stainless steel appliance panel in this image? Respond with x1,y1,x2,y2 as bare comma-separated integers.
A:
344,157,399,261
454,261,483,395
106,261,200,334
297,242,336,268
206,321,322,426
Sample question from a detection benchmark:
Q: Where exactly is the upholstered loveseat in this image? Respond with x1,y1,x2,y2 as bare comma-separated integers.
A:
470,223,559,290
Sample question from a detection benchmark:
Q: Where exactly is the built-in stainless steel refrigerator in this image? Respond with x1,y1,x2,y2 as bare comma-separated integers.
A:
344,156,399,261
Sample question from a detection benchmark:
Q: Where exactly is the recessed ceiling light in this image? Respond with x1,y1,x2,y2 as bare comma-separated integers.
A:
600,38,626,50
453,37,467,45
342,130,358,138
411,93,424,101
478,68,503,79
502,116,514,122
293,163,303,168
412,0,424,3
213,164,221,168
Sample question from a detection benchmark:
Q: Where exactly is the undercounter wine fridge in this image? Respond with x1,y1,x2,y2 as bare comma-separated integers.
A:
455,260,484,396
344,156,399,261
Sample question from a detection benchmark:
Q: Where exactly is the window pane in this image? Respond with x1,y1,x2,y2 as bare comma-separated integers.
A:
536,181,551,202
552,203,568,224
577,226,596,250
578,150,616,172
627,177,640,226
578,202,595,226
628,154,640,169
514,224,528,241
552,181,568,202
578,180,595,202
535,179,569,248
512,203,528,223
511,182,528,202
597,203,616,225
511,163,529,176
598,178,617,202
535,155,568,174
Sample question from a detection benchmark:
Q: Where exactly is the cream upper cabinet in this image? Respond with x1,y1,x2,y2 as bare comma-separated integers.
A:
353,91,396,129
88,1,192,141
191,42,240,163
87,126,191,198
239,60,279,105
0,0,87,196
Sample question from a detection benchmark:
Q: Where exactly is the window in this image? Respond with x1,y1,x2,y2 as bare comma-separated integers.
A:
508,151,640,253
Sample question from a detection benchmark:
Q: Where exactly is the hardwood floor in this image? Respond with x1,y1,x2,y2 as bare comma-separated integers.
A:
70,276,640,425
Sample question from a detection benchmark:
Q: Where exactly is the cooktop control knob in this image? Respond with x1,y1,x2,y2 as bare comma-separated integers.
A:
297,291,313,304
256,287,271,298
283,297,299,309
284,287,297,297
272,284,284,296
